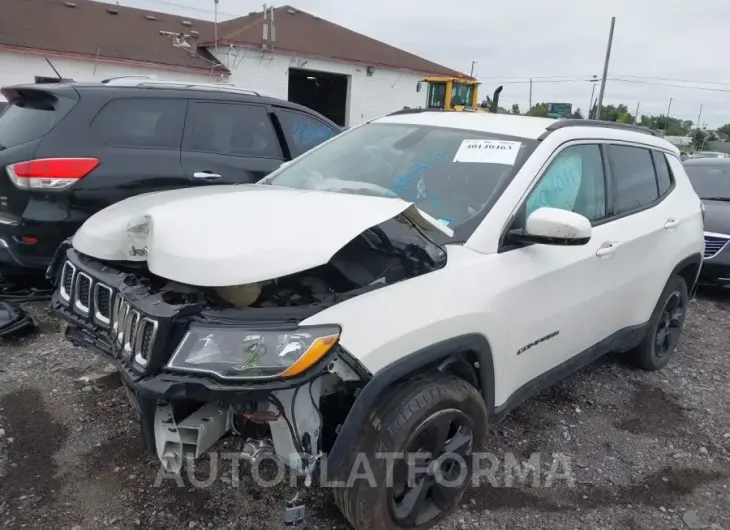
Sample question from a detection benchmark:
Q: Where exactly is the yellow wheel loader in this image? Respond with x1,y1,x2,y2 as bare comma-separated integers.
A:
416,75,503,113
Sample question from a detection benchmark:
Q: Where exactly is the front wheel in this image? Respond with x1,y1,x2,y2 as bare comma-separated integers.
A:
629,274,689,371
332,374,488,530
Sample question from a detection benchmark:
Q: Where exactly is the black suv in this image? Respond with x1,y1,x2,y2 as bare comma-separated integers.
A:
0,78,341,276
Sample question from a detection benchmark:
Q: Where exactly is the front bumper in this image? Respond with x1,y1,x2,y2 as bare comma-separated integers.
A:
51,247,369,455
699,236,730,288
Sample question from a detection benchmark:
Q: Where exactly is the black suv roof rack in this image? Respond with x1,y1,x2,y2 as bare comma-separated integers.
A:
539,119,658,140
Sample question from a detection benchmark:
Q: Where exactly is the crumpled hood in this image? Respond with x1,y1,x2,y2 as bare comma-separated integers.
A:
72,184,452,287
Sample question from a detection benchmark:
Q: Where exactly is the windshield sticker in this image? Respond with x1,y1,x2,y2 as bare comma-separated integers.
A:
452,139,522,165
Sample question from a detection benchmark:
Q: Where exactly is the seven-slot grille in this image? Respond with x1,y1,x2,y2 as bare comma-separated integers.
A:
704,234,730,260
59,260,157,366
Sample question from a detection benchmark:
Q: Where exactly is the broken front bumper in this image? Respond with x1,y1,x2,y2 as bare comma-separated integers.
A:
51,247,370,472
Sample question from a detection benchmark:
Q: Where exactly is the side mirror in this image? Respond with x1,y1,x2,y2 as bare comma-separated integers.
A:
507,207,591,246
416,81,422,93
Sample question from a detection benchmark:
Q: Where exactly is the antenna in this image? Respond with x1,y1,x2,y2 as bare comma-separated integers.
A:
213,0,219,56
45,58,63,80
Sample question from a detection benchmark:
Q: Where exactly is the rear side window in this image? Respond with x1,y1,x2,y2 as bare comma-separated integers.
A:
92,98,185,149
183,102,281,158
608,145,659,214
653,151,673,195
276,108,338,157
0,100,58,148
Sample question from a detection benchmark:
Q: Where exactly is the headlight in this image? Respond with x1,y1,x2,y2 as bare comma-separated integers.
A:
166,325,340,379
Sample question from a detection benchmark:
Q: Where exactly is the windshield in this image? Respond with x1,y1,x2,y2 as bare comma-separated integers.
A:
685,164,730,200
266,123,537,236
426,83,446,109
451,83,475,107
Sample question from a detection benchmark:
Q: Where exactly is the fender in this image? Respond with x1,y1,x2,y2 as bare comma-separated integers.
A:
326,334,494,476
672,252,703,298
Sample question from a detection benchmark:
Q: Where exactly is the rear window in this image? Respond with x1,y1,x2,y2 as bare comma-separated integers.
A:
684,163,730,200
0,100,58,149
92,98,186,149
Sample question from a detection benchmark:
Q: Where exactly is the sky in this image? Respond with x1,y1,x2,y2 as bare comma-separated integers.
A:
99,0,730,128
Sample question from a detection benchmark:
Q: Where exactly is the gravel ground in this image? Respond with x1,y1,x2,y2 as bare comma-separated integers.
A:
1,290,729,530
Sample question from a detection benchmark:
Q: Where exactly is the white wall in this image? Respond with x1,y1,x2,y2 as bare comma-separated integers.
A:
0,50,220,88
214,48,426,126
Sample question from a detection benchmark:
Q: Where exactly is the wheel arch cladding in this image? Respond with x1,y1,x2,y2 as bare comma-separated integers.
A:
326,333,494,476
673,253,703,297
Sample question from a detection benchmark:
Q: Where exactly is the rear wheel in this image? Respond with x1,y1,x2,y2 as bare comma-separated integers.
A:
332,374,487,530
630,275,688,371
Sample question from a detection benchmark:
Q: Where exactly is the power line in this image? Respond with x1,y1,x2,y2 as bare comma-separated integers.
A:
610,78,730,93
480,73,730,88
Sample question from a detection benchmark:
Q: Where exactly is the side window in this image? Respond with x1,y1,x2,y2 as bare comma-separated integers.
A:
608,145,659,214
653,151,673,196
92,98,185,149
525,144,606,221
183,102,281,158
276,108,337,158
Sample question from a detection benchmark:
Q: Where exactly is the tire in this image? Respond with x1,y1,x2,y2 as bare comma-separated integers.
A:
630,274,689,371
332,373,488,530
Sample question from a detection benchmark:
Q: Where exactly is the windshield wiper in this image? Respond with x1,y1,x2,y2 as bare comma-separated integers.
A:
701,197,730,202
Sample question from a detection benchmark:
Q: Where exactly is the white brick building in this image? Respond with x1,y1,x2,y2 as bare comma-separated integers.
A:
0,0,463,127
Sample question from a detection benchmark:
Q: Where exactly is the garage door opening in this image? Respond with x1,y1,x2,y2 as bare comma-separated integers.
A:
288,68,348,126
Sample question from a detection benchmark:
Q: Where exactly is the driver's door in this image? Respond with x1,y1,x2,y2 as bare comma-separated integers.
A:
495,143,628,397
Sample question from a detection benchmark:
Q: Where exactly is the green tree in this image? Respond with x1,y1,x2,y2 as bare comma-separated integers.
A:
569,108,584,119
511,103,521,115
691,129,708,150
716,124,730,137
528,103,549,117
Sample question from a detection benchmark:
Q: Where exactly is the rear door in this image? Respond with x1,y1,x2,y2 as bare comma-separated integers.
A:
273,106,339,159
0,86,78,224
180,100,284,185
70,96,188,206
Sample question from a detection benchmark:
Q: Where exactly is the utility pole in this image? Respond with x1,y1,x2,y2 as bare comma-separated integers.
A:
588,75,599,119
696,103,703,130
595,17,616,122
662,98,673,137
528,78,533,115
470,61,477,77
634,102,640,125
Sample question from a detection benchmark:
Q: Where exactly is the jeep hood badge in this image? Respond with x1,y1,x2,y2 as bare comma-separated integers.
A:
72,184,453,287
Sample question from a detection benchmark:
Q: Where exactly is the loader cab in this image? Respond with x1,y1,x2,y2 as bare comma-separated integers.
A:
422,77,479,111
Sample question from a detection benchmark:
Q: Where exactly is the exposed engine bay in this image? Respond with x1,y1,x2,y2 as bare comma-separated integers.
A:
51,214,446,479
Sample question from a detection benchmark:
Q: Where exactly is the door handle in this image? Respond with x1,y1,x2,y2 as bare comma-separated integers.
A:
664,218,680,229
193,171,222,179
596,241,620,257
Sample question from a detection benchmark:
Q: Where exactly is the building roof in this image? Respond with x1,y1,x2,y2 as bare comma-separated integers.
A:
200,5,462,77
0,1,461,78
0,0,225,74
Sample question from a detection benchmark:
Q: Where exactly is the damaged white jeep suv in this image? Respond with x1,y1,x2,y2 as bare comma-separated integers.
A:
50,111,704,529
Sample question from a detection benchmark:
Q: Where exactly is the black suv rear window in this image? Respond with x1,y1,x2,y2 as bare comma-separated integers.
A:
0,100,58,149
92,98,186,149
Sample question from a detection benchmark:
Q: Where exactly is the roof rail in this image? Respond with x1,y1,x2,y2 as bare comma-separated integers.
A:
539,119,658,140
137,81,263,96
100,75,160,86
100,76,262,96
